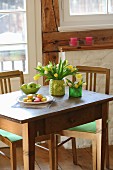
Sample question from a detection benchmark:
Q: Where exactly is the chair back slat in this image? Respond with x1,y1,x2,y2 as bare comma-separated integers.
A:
0,70,24,94
8,78,12,92
93,73,96,92
86,72,88,90
0,79,3,94
90,73,92,91
4,79,8,93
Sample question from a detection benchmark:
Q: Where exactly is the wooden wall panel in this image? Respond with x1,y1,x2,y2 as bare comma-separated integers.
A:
42,52,58,65
53,0,60,27
41,0,58,32
43,29,113,52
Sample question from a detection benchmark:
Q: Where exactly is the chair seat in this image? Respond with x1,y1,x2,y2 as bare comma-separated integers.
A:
0,129,22,142
68,121,96,133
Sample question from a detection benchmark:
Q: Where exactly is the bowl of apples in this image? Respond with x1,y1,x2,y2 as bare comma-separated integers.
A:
20,82,41,95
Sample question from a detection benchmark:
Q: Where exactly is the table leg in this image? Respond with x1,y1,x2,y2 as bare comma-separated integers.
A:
22,123,35,170
48,134,58,170
101,103,108,170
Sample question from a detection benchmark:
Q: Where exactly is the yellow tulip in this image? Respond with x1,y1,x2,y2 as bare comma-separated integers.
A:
75,84,79,88
76,73,82,80
67,65,73,70
44,66,49,71
71,67,76,72
66,60,68,65
78,80,82,86
36,66,41,70
54,73,58,78
33,75,40,80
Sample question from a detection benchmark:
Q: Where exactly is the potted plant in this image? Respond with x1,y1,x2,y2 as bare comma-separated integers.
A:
65,73,86,97
33,58,78,96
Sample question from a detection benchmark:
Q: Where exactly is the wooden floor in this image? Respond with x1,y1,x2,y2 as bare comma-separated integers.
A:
0,145,113,170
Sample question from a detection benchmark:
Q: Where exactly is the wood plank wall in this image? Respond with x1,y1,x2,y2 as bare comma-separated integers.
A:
41,0,113,84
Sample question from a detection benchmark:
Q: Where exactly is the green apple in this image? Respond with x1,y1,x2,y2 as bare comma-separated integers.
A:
20,84,27,90
20,84,29,94
27,82,37,89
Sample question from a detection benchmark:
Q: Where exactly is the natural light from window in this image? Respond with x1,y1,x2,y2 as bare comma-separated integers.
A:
70,0,113,15
0,0,28,73
59,0,113,31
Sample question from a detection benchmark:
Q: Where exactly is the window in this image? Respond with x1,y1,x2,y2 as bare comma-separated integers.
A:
0,0,28,72
59,0,113,31
0,0,41,78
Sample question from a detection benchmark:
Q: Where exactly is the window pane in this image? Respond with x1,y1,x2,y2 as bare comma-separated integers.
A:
108,0,113,13
0,0,26,10
0,13,27,43
0,0,28,73
70,0,107,15
0,44,27,72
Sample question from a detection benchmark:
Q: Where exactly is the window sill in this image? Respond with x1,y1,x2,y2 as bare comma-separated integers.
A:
58,25,113,32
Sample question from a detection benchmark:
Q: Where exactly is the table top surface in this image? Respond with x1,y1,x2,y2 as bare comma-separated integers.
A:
0,86,113,123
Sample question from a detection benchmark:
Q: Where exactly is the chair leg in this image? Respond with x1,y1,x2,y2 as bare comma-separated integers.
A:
92,139,97,170
71,137,77,165
10,142,17,170
106,126,109,169
55,134,59,170
96,133,101,170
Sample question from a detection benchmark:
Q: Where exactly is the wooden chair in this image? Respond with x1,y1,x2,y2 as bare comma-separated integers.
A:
0,70,24,170
0,70,24,94
0,70,53,170
56,66,110,170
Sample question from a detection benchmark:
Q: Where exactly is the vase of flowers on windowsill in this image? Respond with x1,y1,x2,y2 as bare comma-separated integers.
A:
65,73,86,97
33,58,78,96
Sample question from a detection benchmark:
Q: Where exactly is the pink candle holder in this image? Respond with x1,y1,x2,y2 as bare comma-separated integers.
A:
69,37,79,47
85,37,93,46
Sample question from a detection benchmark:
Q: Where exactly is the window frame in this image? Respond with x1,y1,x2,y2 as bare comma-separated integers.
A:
58,0,113,32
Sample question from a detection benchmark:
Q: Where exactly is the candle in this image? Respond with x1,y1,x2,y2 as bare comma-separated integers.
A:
69,37,78,46
85,37,93,45
60,48,65,61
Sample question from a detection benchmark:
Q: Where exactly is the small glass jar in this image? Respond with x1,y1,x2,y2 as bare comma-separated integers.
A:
69,86,82,97
69,37,79,47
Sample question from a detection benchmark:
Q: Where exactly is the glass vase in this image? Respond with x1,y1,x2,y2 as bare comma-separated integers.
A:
49,79,65,96
69,86,82,97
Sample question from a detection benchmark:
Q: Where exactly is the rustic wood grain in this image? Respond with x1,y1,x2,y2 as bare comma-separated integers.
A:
42,52,58,66
42,30,113,52
53,0,60,27
43,28,113,44
41,0,58,32
58,44,113,52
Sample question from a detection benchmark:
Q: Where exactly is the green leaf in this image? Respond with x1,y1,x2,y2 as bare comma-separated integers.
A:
58,58,63,79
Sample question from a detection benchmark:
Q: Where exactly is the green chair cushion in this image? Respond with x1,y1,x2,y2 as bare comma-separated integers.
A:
68,121,96,133
0,129,22,142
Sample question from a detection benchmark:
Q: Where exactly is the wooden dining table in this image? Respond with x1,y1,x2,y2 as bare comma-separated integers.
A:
0,86,113,170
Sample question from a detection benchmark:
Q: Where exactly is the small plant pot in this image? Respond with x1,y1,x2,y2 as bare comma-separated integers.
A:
69,86,82,97
49,79,65,96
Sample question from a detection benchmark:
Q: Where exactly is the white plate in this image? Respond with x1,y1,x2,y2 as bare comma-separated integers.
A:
18,95,54,105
